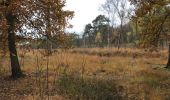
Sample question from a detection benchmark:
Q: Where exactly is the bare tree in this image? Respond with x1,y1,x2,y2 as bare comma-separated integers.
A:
101,0,130,48
101,0,115,47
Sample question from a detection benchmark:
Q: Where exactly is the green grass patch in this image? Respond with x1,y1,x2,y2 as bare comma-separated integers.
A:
57,74,124,100
131,75,160,88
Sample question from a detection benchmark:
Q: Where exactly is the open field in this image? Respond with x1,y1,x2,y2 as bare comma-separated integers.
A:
0,48,170,100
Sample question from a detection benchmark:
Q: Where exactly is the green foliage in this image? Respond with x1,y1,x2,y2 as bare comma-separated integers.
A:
83,15,110,47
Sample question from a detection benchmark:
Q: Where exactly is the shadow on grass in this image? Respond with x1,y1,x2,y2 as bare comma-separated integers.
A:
57,74,125,100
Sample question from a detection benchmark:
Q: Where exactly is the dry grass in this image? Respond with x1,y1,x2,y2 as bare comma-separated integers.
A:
70,48,167,58
0,48,170,100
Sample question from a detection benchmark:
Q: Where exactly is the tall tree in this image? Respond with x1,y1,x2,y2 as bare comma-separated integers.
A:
101,0,115,47
83,23,94,47
83,15,110,47
0,0,73,78
92,15,110,47
0,0,24,78
101,0,130,48
129,0,170,68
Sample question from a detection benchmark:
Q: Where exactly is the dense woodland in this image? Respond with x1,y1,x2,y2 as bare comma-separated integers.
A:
0,0,170,100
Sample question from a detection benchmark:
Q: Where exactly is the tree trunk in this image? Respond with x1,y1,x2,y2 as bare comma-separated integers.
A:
166,44,170,69
107,22,110,48
117,34,120,50
6,13,23,78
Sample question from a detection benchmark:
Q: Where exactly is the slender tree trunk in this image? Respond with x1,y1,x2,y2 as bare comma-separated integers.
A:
107,22,110,48
166,44,170,69
117,33,120,50
117,22,123,50
83,37,86,48
6,12,23,78
120,20,124,47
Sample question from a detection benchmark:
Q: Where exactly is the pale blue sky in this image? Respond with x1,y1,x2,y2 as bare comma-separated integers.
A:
65,0,105,34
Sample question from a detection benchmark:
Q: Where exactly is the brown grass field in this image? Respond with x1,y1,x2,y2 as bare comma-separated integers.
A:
0,48,170,100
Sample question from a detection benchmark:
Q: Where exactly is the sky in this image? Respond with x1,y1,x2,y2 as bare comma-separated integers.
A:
65,0,105,34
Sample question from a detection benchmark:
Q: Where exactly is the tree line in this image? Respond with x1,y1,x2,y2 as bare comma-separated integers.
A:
70,0,170,49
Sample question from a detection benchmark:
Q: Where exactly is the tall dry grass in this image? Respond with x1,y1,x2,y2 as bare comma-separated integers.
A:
0,48,169,100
